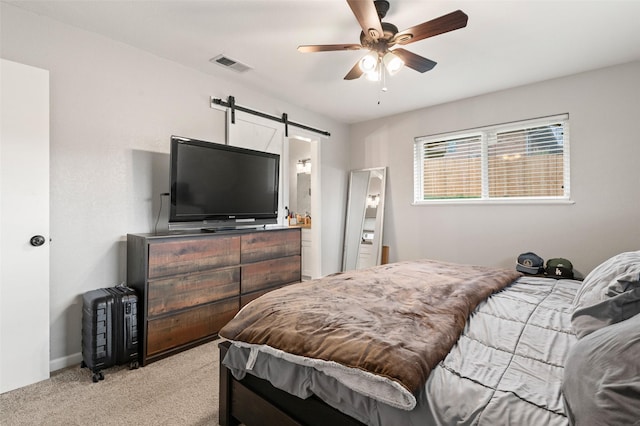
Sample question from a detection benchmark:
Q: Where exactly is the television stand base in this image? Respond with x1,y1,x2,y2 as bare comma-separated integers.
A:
201,225,267,233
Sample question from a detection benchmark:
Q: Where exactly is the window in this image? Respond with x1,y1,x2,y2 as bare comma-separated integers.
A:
413,114,570,203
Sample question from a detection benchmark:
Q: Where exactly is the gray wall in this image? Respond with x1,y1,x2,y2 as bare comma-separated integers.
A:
1,3,349,369
349,60,640,276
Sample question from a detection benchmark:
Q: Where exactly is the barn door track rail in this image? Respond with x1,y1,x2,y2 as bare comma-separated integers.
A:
211,96,331,137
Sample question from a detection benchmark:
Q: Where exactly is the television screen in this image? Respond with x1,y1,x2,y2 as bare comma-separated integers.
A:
169,136,280,228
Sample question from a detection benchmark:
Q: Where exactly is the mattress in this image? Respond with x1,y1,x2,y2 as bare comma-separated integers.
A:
223,276,582,426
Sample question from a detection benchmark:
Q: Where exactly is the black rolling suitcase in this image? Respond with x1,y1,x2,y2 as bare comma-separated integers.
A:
81,285,139,382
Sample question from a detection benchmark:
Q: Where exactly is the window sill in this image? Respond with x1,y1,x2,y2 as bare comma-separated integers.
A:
412,198,575,206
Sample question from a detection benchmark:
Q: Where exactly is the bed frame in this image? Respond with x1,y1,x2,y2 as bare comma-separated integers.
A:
218,341,365,426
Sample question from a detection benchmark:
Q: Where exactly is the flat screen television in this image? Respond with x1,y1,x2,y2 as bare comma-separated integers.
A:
169,136,280,230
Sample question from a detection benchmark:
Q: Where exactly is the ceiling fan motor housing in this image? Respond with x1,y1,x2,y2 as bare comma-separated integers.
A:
360,22,399,53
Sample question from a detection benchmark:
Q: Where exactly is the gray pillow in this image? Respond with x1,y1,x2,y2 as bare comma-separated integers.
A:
563,313,640,426
571,251,640,338
572,251,640,310
571,287,640,338
607,271,640,296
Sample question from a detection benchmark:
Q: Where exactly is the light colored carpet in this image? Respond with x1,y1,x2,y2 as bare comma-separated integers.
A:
0,340,221,425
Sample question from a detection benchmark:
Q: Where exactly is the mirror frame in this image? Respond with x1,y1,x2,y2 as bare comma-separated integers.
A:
342,167,387,271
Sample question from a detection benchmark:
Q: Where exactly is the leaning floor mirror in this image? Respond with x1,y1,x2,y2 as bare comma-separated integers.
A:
342,167,387,271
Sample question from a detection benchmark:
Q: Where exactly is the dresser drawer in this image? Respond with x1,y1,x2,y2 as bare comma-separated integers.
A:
148,235,240,278
241,229,301,264
147,267,240,317
127,228,301,366
242,255,301,294
146,298,239,357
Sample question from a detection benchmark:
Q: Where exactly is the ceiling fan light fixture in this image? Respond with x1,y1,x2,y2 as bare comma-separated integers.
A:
359,52,379,73
365,68,381,81
383,51,404,75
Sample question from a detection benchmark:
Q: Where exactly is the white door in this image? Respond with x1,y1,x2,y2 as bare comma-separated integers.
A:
0,59,50,393
225,110,324,279
226,111,287,226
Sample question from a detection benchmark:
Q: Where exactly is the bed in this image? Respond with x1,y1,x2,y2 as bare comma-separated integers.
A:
217,253,640,426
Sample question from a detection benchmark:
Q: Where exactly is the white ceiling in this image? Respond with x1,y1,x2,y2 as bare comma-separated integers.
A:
7,0,640,124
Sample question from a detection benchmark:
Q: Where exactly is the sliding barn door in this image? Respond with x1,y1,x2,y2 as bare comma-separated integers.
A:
0,59,50,393
226,111,287,226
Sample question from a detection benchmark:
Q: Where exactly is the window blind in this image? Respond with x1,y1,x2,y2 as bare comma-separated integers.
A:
414,114,570,203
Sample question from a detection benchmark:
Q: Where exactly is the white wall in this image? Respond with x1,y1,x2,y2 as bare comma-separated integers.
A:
349,60,640,277
6,0,636,372
1,3,349,369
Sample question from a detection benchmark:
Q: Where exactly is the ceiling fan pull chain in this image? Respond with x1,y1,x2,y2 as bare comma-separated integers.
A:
382,66,388,92
378,71,383,105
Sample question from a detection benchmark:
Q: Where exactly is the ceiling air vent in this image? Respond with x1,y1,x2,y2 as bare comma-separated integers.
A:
210,54,252,73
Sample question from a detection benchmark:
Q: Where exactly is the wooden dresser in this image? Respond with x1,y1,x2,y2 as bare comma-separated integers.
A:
127,227,301,366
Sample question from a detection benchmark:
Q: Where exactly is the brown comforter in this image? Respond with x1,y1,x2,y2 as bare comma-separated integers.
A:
219,259,521,398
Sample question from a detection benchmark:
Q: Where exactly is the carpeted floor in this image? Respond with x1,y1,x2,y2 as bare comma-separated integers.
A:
0,340,221,425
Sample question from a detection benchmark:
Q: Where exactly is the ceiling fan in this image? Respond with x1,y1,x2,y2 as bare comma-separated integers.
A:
298,0,468,81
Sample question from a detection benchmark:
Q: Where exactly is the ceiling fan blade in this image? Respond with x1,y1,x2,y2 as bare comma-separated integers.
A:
392,48,437,73
394,10,468,45
298,44,362,53
347,0,384,41
344,61,364,80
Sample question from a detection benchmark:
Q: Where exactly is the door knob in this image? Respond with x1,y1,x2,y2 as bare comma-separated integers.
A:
30,235,46,247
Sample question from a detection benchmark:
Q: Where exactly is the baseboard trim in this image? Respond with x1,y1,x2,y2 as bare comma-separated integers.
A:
50,352,82,372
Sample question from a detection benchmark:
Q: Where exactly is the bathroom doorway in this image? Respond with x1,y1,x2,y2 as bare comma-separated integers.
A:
288,133,321,279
